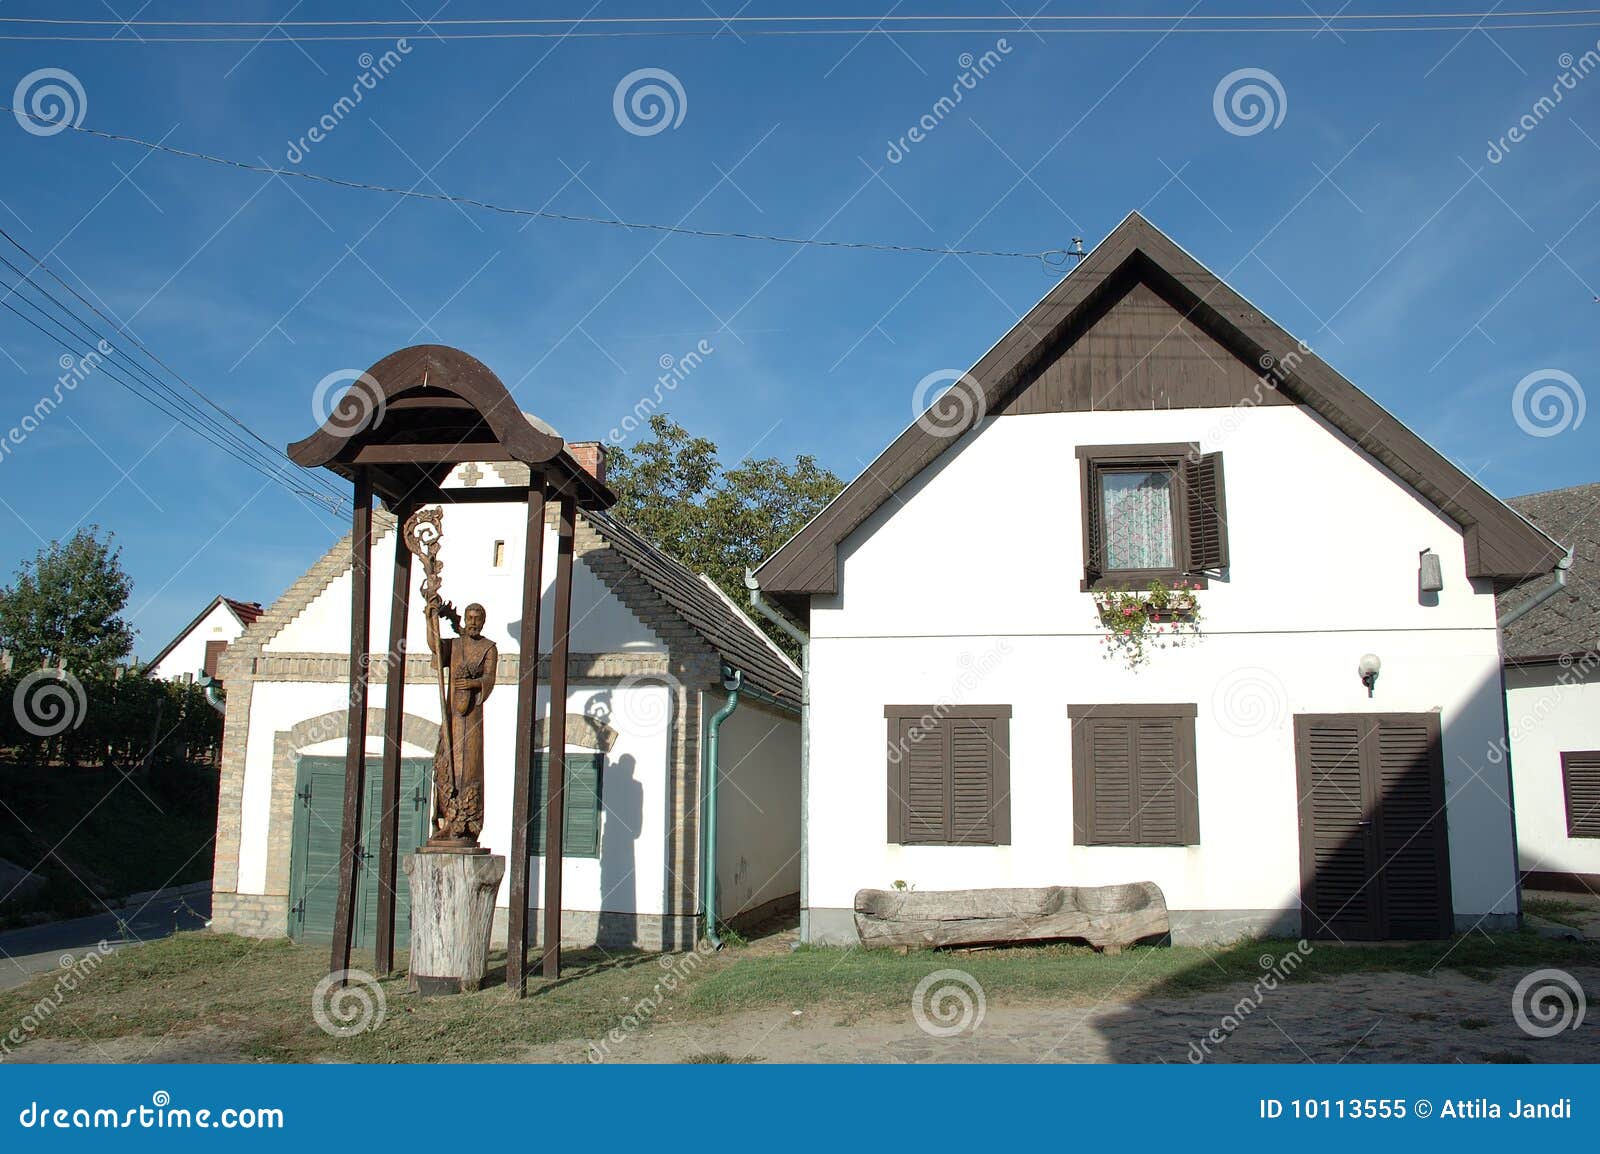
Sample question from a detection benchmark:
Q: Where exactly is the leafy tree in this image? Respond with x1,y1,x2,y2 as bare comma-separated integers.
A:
607,415,842,649
0,527,135,675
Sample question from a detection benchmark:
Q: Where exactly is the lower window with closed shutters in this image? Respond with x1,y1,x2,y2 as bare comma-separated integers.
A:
1563,751,1600,838
1070,704,1200,846
884,705,1011,846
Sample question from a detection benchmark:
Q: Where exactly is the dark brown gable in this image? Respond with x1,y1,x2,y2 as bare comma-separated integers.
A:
995,279,1291,415
753,212,1562,607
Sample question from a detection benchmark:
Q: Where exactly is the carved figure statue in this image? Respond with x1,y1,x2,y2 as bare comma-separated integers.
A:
404,507,497,850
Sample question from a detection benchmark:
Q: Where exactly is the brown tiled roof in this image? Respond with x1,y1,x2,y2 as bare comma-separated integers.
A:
1499,482,1600,661
585,510,800,707
222,597,264,627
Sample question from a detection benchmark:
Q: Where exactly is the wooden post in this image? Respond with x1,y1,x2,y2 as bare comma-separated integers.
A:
331,470,374,978
541,491,577,980
374,510,413,976
506,477,547,997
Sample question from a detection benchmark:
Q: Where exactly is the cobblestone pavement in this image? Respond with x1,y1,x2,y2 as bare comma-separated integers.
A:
529,965,1600,1064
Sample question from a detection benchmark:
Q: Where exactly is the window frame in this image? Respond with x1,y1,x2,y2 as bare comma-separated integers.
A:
1076,442,1211,592
1561,750,1600,839
884,704,1012,847
1069,702,1201,847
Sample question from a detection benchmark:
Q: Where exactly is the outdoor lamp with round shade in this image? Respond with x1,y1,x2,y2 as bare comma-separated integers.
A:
1359,653,1382,698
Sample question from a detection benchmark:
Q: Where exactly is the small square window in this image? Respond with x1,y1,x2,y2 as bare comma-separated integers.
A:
492,540,506,568
1100,467,1176,571
1076,443,1229,590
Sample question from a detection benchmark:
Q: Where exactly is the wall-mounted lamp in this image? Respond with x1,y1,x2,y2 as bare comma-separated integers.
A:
1358,653,1382,698
1418,548,1443,594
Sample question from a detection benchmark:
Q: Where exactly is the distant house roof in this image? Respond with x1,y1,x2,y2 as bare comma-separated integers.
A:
143,595,263,674
1498,482,1600,662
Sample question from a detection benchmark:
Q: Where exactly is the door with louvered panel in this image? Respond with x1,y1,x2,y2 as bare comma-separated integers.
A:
1294,714,1452,940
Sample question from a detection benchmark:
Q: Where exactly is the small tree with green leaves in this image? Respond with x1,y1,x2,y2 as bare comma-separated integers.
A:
607,415,842,652
0,527,136,675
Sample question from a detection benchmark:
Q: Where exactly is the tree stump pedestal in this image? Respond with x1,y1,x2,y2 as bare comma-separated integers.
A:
404,851,505,995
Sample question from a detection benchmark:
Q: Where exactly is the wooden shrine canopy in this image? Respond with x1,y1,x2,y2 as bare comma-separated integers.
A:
288,343,615,994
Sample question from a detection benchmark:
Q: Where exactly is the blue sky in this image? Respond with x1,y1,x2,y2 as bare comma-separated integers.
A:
0,3,1596,659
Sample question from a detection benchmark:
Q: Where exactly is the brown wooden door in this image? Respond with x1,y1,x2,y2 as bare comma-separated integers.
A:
1294,714,1453,940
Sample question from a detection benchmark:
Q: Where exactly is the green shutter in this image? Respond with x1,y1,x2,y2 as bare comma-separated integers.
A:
529,752,604,858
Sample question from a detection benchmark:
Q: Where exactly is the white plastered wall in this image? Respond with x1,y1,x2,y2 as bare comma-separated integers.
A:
1506,659,1600,880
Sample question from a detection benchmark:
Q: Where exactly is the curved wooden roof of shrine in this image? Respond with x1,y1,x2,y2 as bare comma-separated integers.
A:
288,344,613,509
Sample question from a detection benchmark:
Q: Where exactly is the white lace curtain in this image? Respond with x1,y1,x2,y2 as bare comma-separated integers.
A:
1102,470,1175,570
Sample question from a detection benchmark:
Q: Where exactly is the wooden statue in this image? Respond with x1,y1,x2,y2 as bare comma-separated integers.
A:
404,507,497,852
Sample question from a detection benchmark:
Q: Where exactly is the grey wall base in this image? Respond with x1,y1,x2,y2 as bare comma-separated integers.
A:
489,907,701,952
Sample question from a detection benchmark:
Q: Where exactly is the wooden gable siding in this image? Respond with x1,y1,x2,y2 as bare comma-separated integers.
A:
995,278,1290,415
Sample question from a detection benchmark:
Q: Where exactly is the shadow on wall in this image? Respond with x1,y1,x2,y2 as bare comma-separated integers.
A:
599,752,642,949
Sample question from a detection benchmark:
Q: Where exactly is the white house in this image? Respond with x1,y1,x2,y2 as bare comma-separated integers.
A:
1499,482,1598,892
750,212,1564,946
210,452,801,951
145,595,263,681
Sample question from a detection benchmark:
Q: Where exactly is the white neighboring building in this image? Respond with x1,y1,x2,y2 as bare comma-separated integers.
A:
210,456,801,950
751,212,1564,946
1499,482,1599,892
145,595,263,682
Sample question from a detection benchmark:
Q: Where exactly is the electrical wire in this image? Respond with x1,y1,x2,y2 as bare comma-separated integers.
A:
0,106,1084,265
0,246,348,515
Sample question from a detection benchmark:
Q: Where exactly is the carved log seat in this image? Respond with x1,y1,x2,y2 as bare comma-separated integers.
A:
853,883,1169,952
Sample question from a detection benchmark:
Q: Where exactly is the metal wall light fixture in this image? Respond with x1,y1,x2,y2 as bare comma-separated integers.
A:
1418,548,1444,594
1359,653,1382,698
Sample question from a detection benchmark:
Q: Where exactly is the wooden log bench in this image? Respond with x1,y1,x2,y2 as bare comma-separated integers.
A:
853,883,1169,952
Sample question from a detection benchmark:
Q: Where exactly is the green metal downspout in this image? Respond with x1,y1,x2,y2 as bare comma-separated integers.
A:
702,670,742,950
745,568,810,944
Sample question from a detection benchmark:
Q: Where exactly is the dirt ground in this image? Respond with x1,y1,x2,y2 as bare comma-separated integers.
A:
25,965,1581,1065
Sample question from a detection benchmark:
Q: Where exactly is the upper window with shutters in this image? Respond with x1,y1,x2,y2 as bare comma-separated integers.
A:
1075,443,1229,591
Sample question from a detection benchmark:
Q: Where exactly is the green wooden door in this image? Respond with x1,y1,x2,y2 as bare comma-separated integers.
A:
289,755,431,947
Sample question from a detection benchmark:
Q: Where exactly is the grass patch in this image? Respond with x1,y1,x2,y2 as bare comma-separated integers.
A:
1524,897,1589,928
0,928,1592,1064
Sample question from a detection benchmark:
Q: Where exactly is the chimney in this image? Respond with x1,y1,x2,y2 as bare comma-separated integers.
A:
568,441,607,484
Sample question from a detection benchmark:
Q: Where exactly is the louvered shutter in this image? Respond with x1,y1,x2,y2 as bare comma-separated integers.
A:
1297,718,1379,939
529,752,604,857
951,717,998,844
1373,719,1449,937
1135,718,1183,845
1183,451,1229,571
896,716,948,844
887,708,1010,845
1072,708,1198,846
1081,458,1105,583
1087,719,1134,844
1565,753,1600,838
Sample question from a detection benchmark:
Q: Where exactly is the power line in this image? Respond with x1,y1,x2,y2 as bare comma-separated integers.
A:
0,106,1084,266
4,8,1598,24
6,20,1600,40
0,226,348,507
0,238,348,515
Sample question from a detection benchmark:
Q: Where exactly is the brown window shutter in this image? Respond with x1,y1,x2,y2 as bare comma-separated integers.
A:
1183,451,1229,572
886,707,1011,846
1562,752,1600,838
203,640,228,678
1372,717,1450,938
1296,717,1374,938
1071,705,1199,846
1080,456,1104,583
